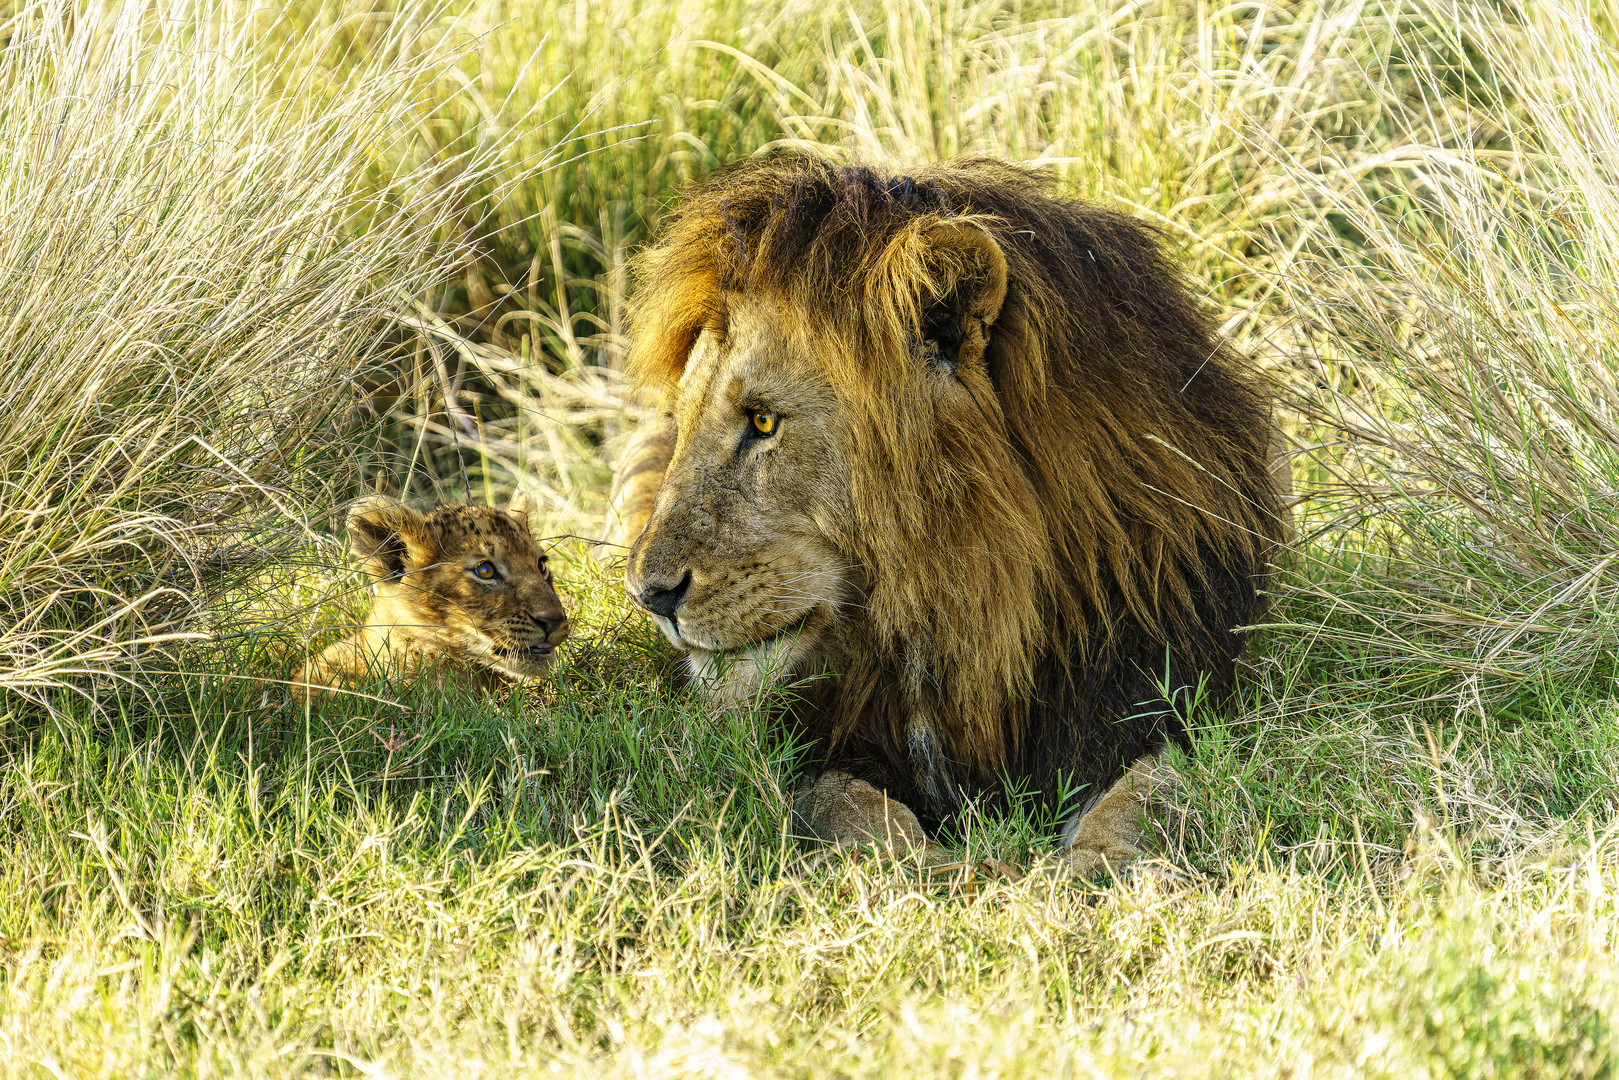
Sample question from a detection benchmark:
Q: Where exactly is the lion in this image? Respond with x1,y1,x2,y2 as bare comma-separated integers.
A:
295,492,570,699
610,153,1287,875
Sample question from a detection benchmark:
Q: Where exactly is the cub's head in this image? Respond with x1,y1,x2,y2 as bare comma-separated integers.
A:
624,160,1018,699
349,493,569,680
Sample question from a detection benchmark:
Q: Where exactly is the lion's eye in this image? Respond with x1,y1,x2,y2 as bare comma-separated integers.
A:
750,412,777,437
473,560,498,581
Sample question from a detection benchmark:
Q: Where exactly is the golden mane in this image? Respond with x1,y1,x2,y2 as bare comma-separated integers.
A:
626,152,1283,817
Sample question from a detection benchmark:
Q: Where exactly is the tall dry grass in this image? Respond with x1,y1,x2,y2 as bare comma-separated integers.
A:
1268,0,1619,702
0,0,567,702
385,0,1410,526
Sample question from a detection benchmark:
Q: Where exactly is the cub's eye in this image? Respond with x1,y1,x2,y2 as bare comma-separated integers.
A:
473,560,498,581
750,412,777,437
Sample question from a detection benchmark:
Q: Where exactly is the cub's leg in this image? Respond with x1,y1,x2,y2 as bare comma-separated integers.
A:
1057,753,1172,878
792,771,941,860
600,411,676,556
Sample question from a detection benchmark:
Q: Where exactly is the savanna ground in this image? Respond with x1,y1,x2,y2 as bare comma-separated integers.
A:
3,0,1619,1074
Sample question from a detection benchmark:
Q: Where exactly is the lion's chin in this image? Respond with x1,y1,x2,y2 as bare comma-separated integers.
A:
487,643,557,681
679,609,830,707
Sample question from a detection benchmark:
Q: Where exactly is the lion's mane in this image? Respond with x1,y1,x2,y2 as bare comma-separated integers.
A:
628,153,1284,820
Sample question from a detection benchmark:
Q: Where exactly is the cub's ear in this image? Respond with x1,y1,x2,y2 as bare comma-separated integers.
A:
347,496,431,582
506,487,532,527
885,221,1009,376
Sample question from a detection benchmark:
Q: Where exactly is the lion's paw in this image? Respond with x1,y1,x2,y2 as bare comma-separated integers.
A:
1050,753,1169,879
793,772,936,860
1053,836,1143,880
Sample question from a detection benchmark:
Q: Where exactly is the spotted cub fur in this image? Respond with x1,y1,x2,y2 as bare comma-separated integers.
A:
295,492,569,698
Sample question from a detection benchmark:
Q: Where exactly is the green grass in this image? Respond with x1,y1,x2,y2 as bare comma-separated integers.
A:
5,0,1619,1072
3,561,1617,1075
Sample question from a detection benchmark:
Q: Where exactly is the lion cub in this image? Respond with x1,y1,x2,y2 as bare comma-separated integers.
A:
295,492,569,699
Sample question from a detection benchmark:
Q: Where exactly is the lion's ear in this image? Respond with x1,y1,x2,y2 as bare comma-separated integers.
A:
347,496,431,582
912,222,1009,375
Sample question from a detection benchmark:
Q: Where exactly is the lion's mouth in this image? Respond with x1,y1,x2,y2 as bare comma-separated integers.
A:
499,643,555,663
730,609,816,655
658,605,824,658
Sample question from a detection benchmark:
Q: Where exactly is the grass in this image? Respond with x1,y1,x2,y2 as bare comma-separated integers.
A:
4,0,1619,1073
3,563,1617,1075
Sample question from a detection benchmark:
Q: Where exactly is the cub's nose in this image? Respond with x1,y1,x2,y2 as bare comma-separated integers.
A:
635,569,691,619
531,613,569,644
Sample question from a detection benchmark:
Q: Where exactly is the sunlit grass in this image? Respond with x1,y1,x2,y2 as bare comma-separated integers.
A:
2,561,1616,1076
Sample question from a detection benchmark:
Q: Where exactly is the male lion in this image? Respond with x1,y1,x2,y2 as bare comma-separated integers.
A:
296,492,569,699
610,153,1286,874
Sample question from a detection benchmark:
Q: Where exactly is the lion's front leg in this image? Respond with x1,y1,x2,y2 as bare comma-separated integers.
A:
792,771,942,861
1056,753,1171,878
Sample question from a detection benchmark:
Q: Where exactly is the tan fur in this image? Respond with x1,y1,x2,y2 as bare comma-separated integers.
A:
1056,754,1174,877
602,412,676,554
615,154,1287,873
791,771,940,860
295,492,569,700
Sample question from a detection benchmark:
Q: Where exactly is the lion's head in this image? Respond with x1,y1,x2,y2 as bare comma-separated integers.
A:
623,153,1282,817
624,190,1029,708
298,494,569,695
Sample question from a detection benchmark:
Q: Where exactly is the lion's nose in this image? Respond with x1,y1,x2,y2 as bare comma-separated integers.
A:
636,569,691,619
531,613,568,642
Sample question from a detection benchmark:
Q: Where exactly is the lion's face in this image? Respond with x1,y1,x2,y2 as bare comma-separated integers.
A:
352,499,570,681
625,295,856,694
